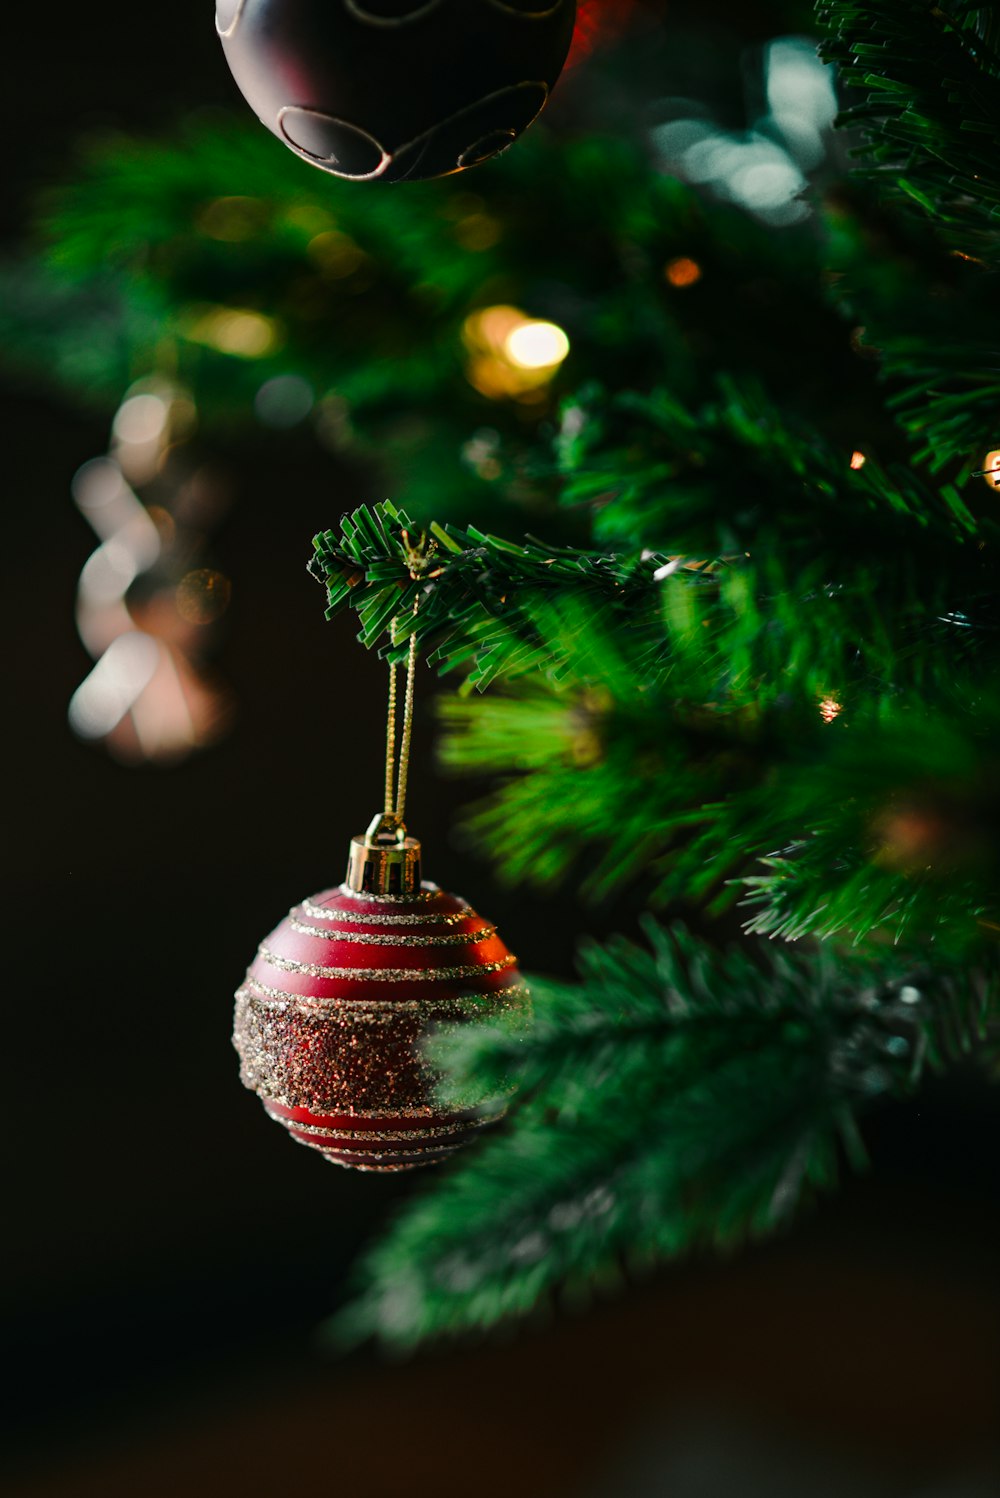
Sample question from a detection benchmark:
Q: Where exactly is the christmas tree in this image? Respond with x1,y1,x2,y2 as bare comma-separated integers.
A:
7,0,1000,1354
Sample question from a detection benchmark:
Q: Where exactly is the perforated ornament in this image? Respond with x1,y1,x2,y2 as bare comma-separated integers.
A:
216,0,578,183
233,631,528,1171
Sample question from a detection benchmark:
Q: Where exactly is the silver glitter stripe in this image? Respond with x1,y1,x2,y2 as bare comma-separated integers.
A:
237,978,528,1014
288,917,496,947
288,1132,456,1163
264,1108,504,1142
300,896,471,927
256,946,517,983
296,1138,458,1162
294,1137,456,1158
322,1155,442,1173
255,1084,514,1120
256,1089,516,1120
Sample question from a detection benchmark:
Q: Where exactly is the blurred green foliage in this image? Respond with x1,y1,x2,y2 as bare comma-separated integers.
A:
335,922,997,1346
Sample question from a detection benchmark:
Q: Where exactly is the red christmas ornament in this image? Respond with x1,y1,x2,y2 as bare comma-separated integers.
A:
565,0,637,71
234,813,528,1171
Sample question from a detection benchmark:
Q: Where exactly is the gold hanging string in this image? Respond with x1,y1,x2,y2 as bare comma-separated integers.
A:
383,652,398,818
384,527,433,827
395,616,418,822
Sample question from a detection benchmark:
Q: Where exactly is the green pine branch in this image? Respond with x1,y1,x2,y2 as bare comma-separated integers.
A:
311,501,1000,949
309,501,678,685
438,618,1000,951
556,374,985,551
332,922,1000,1347
816,3,1000,471
819,192,1000,474
819,1,1000,258
299,7,1000,1353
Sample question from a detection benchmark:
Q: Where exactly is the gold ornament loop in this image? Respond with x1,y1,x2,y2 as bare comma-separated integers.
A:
350,529,436,896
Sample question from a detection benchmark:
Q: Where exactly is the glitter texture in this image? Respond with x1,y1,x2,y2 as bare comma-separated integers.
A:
233,880,528,1170
301,893,472,925
238,975,528,1015
256,944,517,982
288,916,497,945
262,1108,503,1141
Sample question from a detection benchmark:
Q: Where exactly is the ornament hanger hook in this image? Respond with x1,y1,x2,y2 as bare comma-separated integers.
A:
347,533,434,897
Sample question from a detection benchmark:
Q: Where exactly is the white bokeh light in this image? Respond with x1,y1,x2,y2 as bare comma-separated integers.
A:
68,632,160,738
504,320,570,370
652,34,835,225
112,392,170,446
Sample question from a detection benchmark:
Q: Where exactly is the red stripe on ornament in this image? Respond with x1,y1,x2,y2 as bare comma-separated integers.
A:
256,928,513,973
245,958,520,1001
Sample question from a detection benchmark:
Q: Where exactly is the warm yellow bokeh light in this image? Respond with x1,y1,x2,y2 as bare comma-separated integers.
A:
187,307,280,358
819,696,843,723
307,230,367,279
176,569,232,626
453,212,502,252
850,450,866,470
461,305,569,400
983,449,1000,488
504,319,570,370
198,196,265,242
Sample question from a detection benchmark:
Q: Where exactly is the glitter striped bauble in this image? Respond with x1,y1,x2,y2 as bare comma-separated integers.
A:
234,880,527,1172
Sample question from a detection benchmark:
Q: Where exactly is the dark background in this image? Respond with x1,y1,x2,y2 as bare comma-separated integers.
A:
3,3,999,1494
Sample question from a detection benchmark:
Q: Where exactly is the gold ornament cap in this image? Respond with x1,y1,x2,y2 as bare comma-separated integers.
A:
346,812,422,897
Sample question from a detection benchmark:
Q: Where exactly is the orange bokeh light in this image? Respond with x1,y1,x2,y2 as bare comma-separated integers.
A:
665,257,702,289
982,449,1000,487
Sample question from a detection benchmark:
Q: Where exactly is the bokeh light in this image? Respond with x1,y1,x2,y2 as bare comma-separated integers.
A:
504,319,570,370
175,568,232,625
112,392,170,446
766,35,839,170
307,230,367,279
452,211,502,252
70,385,232,764
462,428,503,481
982,449,1000,487
68,631,160,739
254,374,315,428
665,257,702,288
462,305,570,401
652,36,836,226
197,195,266,241
187,306,281,358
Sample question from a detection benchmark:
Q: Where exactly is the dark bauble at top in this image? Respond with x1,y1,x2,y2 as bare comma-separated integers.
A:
217,0,578,184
